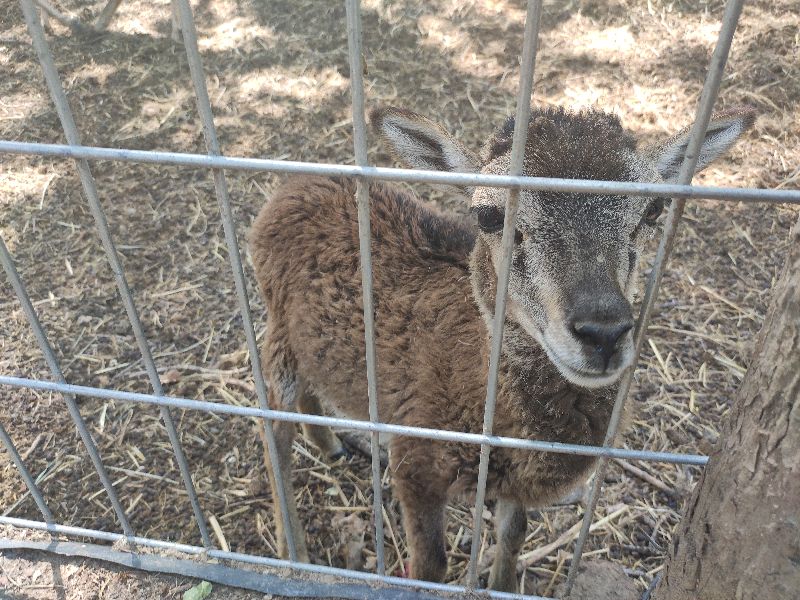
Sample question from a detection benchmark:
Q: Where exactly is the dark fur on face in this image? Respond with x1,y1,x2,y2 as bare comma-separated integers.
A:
482,108,638,182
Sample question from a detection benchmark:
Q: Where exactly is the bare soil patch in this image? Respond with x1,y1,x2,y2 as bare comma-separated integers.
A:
1,0,798,597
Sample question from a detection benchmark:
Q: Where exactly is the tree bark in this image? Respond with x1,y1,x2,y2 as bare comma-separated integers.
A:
654,214,800,600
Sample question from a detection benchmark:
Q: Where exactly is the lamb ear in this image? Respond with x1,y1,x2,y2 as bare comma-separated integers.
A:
369,106,480,174
647,107,757,182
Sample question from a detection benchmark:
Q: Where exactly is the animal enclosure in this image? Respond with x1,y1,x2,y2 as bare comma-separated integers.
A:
1,0,799,598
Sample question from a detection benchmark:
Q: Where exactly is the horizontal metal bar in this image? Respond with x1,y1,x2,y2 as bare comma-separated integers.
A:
1,141,798,204
0,375,708,466
0,538,472,600
0,516,553,600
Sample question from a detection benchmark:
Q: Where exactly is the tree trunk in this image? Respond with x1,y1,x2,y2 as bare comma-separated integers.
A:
654,214,800,600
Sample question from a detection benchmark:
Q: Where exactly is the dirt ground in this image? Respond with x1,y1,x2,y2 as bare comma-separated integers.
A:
1,0,798,597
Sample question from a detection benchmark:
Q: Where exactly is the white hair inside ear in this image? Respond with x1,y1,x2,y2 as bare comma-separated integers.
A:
648,107,756,182
370,107,480,174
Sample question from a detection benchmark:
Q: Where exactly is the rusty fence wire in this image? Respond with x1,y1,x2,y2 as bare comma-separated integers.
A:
1,0,799,598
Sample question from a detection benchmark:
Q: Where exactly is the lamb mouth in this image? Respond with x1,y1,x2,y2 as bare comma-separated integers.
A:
551,357,623,389
539,337,628,390
506,304,629,388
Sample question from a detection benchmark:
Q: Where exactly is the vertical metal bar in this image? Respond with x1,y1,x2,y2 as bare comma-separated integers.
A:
18,0,212,549
0,420,54,524
563,0,745,594
344,0,385,576
0,234,133,536
171,0,298,561
466,0,543,588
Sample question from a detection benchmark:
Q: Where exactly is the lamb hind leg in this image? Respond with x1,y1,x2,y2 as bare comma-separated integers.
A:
296,382,347,460
258,365,310,563
487,498,527,592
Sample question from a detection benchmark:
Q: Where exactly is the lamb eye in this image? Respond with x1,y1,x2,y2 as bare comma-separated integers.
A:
643,198,665,225
473,205,505,234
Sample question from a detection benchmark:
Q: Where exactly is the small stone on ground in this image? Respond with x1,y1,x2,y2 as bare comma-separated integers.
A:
555,560,639,600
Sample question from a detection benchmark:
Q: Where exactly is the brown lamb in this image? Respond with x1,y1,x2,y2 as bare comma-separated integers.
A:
248,104,755,592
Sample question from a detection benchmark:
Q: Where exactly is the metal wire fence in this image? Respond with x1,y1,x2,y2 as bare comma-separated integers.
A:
1,0,799,598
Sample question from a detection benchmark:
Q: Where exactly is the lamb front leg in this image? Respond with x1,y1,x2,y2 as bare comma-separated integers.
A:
399,489,448,581
390,438,449,582
487,498,527,592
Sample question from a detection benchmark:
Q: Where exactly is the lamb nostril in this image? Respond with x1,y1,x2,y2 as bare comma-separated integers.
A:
572,320,634,368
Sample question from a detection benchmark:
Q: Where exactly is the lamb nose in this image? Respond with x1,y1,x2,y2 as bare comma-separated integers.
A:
572,320,634,367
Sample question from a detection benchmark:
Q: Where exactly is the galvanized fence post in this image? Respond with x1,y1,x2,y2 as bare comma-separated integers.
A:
467,0,544,587
18,0,212,547
344,0,388,576
564,0,747,592
171,0,299,560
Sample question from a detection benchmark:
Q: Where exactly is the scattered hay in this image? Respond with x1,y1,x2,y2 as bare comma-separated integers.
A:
1,0,798,595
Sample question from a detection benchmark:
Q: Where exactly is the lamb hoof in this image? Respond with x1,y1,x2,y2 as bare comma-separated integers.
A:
329,447,352,462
